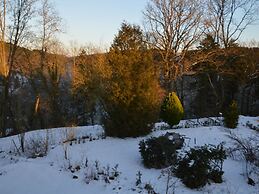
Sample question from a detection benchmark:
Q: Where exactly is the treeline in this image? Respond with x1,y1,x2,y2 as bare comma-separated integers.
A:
0,0,259,137
0,0,64,136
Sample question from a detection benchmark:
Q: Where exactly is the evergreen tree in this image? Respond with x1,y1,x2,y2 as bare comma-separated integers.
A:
160,92,184,126
102,22,163,137
198,34,219,51
224,100,239,128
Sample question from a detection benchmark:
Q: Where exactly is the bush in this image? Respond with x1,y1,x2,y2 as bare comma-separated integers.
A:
174,144,226,189
139,133,184,169
160,92,184,126
224,100,239,128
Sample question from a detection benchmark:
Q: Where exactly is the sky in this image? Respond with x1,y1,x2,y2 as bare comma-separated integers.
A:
55,0,259,47
55,0,148,48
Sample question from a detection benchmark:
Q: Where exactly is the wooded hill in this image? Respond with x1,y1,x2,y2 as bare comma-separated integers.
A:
1,40,258,136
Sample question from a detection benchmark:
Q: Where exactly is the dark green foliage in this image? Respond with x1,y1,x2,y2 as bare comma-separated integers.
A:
174,144,226,189
208,170,224,183
102,22,163,137
139,133,184,169
72,49,104,126
160,92,184,126
224,100,239,128
198,34,219,51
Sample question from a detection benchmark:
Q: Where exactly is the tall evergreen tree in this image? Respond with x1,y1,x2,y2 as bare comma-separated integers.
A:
102,22,163,137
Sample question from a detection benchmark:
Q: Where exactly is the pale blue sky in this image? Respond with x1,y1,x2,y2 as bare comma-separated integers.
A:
55,0,148,47
55,0,259,47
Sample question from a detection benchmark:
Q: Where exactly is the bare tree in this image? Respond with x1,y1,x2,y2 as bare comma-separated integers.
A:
32,0,64,128
241,39,259,48
0,0,7,76
206,0,259,48
8,0,36,70
37,0,62,68
143,0,203,88
0,0,7,136
0,0,36,136
69,40,81,83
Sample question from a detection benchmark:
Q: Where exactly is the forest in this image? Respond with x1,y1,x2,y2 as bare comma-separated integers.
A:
0,0,258,137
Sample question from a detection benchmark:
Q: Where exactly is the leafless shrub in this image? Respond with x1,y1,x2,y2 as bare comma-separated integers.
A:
63,128,76,143
25,136,48,158
227,132,259,185
84,161,120,184
61,128,76,160
159,167,178,194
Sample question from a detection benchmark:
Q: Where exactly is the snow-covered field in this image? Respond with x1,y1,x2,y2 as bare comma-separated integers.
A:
0,116,258,194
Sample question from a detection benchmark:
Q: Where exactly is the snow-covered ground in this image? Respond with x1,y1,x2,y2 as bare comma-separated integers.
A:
0,116,258,194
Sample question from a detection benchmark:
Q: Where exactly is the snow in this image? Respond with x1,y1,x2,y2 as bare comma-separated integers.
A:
0,116,258,194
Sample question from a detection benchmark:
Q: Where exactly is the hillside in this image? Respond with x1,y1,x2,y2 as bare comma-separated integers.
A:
0,116,258,194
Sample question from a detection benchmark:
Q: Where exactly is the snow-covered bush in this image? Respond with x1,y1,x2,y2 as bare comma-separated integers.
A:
160,92,184,126
174,144,226,189
139,133,184,169
224,100,239,128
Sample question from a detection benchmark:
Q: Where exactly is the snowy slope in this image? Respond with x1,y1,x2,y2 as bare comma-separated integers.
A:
0,116,258,194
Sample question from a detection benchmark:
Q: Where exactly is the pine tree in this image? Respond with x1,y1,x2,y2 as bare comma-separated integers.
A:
102,22,163,137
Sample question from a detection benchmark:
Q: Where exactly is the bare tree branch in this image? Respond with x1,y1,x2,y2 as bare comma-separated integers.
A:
143,0,203,87
206,0,259,48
